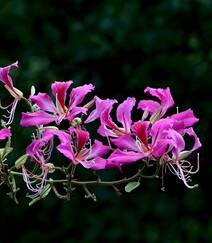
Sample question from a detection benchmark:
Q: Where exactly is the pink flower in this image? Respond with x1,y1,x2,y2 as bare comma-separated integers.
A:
26,130,54,164
53,128,110,169
110,119,170,162
0,61,23,125
138,87,174,120
20,81,94,126
107,114,201,170
97,97,136,137
0,128,12,140
0,61,22,97
23,129,55,198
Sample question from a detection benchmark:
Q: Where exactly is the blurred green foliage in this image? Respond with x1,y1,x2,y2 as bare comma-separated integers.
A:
0,0,211,242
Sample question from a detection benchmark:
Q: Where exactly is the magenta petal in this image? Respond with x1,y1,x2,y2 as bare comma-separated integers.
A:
20,111,56,126
151,118,172,143
185,128,202,153
107,149,144,167
51,81,73,108
0,128,12,140
138,100,160,115
168,129,185,154
111,135,140,152
50,129,75,160
31,92,56,112
116,97,136,133
132,121,150,148
97,124,117,137
152,138,173,157
99,104,119,136
88,140,110,159
85,96,117,124
0,61,18,90
80,157,107,170
51,129,72,146
67,107,87,121
170,109,199,128
90,157,107,170
74,129,89,152
69,84,95,108
26,131,53,156
56,143,75,161
144,87,174,115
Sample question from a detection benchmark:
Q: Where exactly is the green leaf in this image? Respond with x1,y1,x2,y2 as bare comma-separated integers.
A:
125,181,140,193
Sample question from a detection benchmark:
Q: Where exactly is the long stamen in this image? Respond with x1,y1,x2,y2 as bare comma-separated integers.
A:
22,166,48,198
189,153,200,174
176,163,198,189
4,99,19,125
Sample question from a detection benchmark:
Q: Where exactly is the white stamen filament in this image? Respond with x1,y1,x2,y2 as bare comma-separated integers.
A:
22,166,48,198
3,99,18,125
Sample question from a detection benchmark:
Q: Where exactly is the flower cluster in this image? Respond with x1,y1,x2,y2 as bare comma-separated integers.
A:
0,62,201,205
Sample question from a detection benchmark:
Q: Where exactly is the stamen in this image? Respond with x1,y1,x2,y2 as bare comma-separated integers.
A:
189,153,200,174
4,99,19,125
22,166,48,198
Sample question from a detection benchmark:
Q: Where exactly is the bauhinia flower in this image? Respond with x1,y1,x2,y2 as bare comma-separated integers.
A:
20,81,94,126
51,128,110,170
106,120,164,167
0,61,23,125
22,130,55,198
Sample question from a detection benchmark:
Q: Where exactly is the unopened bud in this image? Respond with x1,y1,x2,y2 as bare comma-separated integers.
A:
150,108,162,124
15,154,28,169
178,150,190,160
71,117,82,127
30,85,36,97
45,163,55,173
44,126,58,130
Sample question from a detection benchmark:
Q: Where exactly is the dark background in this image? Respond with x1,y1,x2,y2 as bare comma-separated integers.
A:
0,0,211,242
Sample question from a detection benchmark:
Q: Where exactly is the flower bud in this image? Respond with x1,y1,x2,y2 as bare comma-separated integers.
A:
44,126,58,130
30,85,36,97
15,154,28,169
178,150,190,160
70,117,82,127
45,163,55,173
150,108,162,124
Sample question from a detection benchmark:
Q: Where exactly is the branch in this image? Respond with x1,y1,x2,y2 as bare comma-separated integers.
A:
8,165,159,187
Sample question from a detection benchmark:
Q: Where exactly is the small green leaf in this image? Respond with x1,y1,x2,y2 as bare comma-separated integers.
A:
125,181,140,193
29,184,51,206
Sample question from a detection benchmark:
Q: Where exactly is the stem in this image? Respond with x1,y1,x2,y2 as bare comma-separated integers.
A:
9,166,158,186
21,97,33,112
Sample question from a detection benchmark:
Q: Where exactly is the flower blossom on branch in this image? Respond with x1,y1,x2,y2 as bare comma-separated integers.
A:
21,81,94,126
0,62,23,125
0,61,202,205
